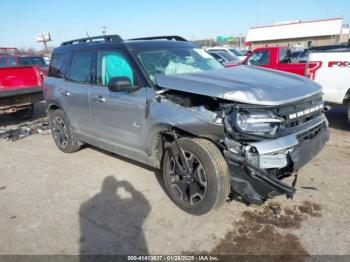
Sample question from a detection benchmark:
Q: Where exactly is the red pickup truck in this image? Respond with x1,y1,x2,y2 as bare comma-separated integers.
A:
242,47,307,76
0,65,43,119
0,54,48,76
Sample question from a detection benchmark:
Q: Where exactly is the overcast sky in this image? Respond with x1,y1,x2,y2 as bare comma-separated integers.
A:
1,0,349,49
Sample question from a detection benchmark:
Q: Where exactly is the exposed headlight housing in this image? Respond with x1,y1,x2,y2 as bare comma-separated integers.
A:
225,110,285,138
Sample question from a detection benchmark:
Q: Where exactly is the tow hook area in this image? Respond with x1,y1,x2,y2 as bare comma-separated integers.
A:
228,165,298,205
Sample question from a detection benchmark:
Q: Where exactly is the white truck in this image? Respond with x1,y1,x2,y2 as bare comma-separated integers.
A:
306,47,350,123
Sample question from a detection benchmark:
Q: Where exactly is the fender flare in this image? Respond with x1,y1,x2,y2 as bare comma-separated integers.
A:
46,98,63,112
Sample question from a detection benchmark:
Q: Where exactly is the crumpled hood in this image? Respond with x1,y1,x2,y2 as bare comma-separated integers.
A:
155,65,322,106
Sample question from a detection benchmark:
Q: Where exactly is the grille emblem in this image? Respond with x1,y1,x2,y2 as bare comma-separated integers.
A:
289,104,323,120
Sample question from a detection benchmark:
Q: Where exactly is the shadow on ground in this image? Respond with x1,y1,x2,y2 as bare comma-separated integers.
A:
79,176,151,257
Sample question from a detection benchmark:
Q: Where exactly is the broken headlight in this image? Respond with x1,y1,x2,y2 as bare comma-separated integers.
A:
225,110,285,137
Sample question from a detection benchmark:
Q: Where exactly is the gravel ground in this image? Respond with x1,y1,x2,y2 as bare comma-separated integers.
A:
0,103,349,256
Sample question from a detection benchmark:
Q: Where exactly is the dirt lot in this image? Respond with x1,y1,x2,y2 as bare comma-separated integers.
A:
0,102,349,256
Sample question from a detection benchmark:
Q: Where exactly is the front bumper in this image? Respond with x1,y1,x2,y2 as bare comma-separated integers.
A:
224,114,329,204
245,114,329,171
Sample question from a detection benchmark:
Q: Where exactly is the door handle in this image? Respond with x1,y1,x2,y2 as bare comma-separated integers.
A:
94,95,106,103
132,121,140,128
61,90,71,96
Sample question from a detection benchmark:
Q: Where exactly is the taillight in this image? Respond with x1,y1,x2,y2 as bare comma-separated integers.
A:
305,61,322,80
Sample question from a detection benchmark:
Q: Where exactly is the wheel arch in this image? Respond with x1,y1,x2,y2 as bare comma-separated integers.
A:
46,98,64,114
146,123,223,169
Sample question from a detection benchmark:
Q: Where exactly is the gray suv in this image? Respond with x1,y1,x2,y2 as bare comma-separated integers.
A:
44,35,329,215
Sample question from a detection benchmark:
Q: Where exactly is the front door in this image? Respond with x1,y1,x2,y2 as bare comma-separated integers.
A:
90,50,147,154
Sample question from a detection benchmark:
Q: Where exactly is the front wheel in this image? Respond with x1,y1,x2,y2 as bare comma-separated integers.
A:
162,138,230,215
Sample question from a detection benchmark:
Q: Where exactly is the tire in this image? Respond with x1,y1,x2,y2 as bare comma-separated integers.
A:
162,138,230,215
347,105,350,125
49,109,81,153
11,104,34,120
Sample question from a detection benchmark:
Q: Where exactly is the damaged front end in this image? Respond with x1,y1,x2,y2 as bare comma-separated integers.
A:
156,88,329,205
221,95,329,204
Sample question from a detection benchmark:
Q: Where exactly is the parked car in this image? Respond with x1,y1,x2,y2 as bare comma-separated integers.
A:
0,54,48,76
242,47,308,76
206,47,247,61
306,46,350,123
44,35,329,215
207,50,241,67
0,65,44,118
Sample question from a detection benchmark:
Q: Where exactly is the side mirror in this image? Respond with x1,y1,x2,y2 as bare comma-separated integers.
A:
108,77,135,92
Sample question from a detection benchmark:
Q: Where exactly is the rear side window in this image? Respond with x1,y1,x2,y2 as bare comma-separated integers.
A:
49,54,68,78
0,58,7,67
8,57,17,66
246,51,270,66
0,57,17,67
67,52,94,83
19,57,47,67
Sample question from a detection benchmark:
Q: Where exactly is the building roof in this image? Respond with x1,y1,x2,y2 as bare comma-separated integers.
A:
246,17,343,42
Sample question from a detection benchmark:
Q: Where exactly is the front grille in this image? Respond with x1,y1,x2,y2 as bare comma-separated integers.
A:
273,94,323,129
297,123,324,142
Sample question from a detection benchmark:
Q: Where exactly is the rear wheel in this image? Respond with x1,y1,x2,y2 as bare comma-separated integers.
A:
49,109,81,153
163,138,230,215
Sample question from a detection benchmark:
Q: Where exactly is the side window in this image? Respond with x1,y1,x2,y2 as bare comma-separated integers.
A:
97,51,135,86
247,51,270,66
279,49,291,64
49,54,68,78
210,53,221,60
0,58,7,67
18,57,31,65
279,49,287,62
8,58,17,66
67,51,94,83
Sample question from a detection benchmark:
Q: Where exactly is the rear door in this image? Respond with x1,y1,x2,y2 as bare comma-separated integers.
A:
62,51,94,137
89,49,147,153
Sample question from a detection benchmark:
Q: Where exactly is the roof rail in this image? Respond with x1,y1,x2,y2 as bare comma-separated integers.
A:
60,35,123,46
129,35,188,42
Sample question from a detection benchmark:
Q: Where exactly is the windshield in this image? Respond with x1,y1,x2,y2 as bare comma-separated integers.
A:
19,57,47,67
229,48,243,56
135,47,223,84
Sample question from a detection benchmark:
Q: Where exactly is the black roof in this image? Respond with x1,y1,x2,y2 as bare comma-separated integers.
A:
54,35,198,54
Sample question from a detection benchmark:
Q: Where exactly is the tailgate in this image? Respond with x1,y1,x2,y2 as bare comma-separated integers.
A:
0,65,43,91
